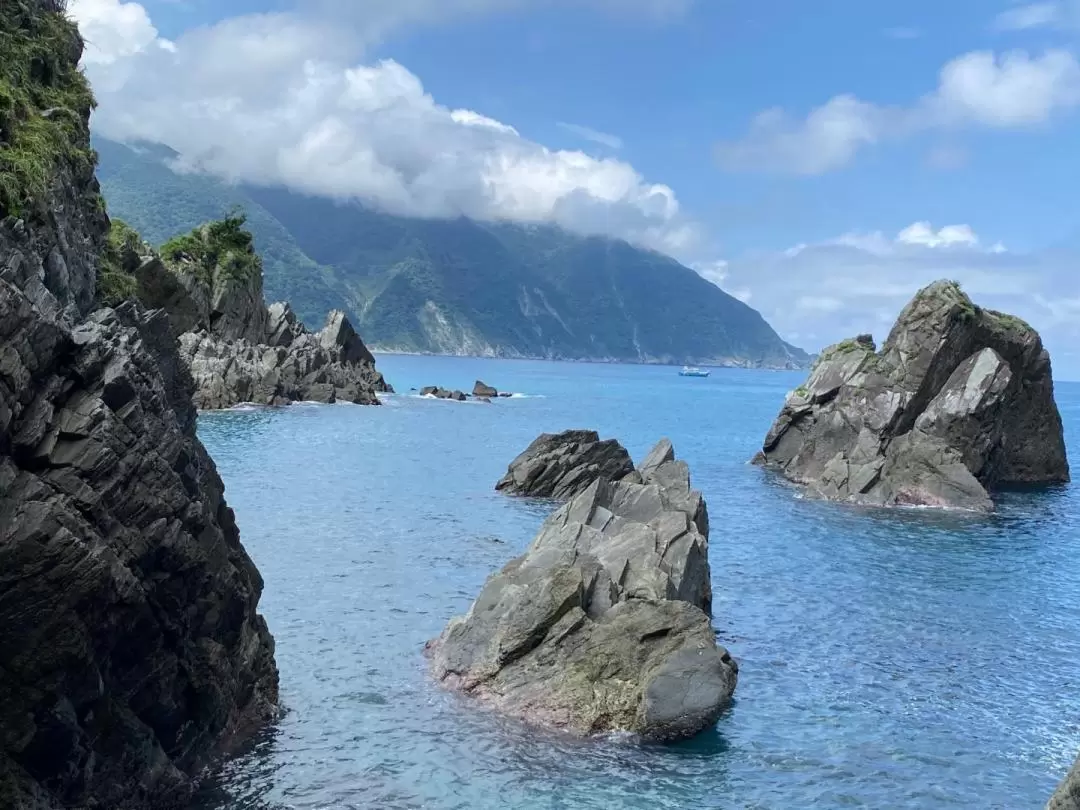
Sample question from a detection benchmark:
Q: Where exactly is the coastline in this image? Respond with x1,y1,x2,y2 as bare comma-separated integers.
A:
369,347,811,371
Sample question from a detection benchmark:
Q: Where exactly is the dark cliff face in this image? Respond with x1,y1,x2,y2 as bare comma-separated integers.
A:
0,2,278,807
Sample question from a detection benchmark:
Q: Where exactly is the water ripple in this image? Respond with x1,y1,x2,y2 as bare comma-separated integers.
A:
193,357,1080,809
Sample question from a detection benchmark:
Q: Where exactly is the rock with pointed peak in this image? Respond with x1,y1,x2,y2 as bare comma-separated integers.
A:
428,438,734,741
754,280,1069,511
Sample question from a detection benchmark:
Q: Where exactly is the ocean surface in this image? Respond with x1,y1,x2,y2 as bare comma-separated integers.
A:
192,355,1080,810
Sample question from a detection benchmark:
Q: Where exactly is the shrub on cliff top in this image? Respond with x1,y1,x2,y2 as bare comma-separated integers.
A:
160,210,262,286
0,0,97,217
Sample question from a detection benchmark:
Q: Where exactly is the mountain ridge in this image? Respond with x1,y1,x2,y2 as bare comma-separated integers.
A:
93,136,810,369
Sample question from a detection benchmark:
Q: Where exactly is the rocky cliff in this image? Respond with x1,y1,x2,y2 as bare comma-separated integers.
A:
128,214,392,409
0,2,278,807
428,438,736,742
754,281,1069,511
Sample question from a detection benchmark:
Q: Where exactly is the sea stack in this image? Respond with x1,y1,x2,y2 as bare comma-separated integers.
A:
753,280,1069,511
126,216,391,408
0,3,278,807
427,438,736,742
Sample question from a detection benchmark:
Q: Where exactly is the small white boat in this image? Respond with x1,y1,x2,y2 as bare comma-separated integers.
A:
678,366,710,378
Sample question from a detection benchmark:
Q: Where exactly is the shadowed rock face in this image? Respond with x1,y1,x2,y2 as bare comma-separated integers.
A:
495,430,637,500
754,281,1069,511
0,3,278,806
428,439,735,742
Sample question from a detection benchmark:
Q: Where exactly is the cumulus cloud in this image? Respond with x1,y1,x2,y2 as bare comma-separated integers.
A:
71,0,170,65
68,0,696,254
716,49,1080,174
714,222,1080,378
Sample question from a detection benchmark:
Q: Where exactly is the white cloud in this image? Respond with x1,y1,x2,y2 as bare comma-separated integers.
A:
716,95,886,175
715,222,1080,378
450,109,520,136
716,49,1080,174
896,221,980,248
993,2,1065,30
932,50,1080,126
556,122,624,149
69,0,697,255
72,0,166,64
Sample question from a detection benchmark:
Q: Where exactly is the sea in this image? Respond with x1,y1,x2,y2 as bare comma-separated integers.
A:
191,354,1080,809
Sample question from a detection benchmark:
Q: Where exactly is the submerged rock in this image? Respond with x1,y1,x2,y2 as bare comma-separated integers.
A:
495,429,636,499
427,440,735,741
754,280,1069,511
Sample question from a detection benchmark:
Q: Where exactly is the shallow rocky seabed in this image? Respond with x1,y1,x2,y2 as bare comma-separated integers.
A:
194,354,1080,810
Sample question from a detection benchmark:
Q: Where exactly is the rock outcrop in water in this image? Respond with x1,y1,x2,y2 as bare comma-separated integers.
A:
427,439,736,741
130,215,391,409
495,429,637,499
0,3,278,807
753,281,1069,511
473,380,498,398
1049,758,1080,809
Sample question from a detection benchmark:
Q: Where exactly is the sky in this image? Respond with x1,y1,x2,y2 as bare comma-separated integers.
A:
68,0,1080,376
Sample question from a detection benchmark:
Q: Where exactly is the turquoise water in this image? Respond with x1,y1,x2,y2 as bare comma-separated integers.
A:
193,355,1080,809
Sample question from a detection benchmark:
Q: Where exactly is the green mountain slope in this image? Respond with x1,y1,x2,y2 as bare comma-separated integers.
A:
94,136,809,367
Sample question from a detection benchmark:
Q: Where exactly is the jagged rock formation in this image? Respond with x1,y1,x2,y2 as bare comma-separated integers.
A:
0,3,278,807
427,439,736,741
754,281,1069,511
495,430,637,499
130,215,391,408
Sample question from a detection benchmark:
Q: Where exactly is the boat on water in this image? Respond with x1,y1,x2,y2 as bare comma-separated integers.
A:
679,366,710,378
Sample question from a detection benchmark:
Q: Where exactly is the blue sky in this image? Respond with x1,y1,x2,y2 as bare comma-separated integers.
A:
71,0,1080,374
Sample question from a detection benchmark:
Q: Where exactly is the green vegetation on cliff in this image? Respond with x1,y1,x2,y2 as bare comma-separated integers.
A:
0,0,96,216
96,218,142,306
160,210,262,285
